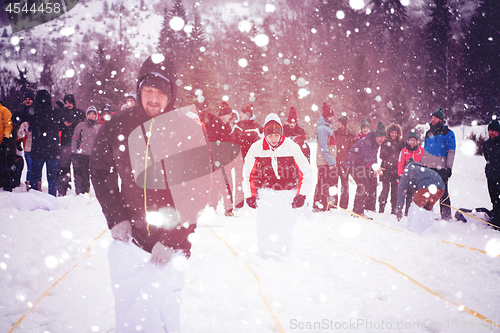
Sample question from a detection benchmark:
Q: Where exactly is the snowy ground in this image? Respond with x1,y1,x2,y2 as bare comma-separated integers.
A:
1,125,500,333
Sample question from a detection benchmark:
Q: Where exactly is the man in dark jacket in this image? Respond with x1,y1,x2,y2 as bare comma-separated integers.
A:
334,115,355,209
57,94,86,196
345,122,386,218
90,54,211,332
15,90,66,196
483,119,500,229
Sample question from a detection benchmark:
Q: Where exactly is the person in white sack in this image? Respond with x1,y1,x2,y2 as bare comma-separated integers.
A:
243,113,312,258
395,161,445,235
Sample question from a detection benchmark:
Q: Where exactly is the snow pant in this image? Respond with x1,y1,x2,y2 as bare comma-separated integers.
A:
231,153,245,209
108,241,185,333
351,166,372,215
7,155,24,188
301,142,311,163
335,165,350,210
57,146,73,196
0,144,11,191
313,165,337,211
431,168,452,220
208,168,233,213
207,148,244,213
379,180,398,214
31,154,59,197
404,187,415,216
256,189,297,257
72,154,91,195
407,187,445,234
487,178,500,229
24,151,32,183
366,171,377,211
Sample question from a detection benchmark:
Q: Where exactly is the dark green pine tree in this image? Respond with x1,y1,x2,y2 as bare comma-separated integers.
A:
13,65,37,95
368,0,411,127
462,0,500,122
241,25,272,114
157,0,190,67
82,42,129,109
39,53,55,94
310,0,351,90
179,10,220,111
424,0,453,115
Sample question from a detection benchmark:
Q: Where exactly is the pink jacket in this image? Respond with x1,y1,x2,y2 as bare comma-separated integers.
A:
398,145,423,176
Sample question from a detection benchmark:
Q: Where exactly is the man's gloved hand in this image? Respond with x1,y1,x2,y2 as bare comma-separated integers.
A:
56,100,66,109
246,196,257,209
395,209,403,222
445,168,452,179
292,194,306,208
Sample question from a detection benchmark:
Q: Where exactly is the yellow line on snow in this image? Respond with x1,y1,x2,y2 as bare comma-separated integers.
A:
203,222,285,333
8,229,108,333
298,223,495,325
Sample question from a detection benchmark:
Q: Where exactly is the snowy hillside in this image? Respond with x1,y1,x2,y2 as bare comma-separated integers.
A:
1,125,499,333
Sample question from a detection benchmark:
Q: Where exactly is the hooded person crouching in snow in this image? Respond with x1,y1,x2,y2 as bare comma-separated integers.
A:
395,161,445,235
243,113,313,258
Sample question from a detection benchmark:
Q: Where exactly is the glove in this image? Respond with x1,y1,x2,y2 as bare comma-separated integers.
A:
292,194,306,208
56,100,65,109
246,197,257,209
445,168,452,179
395,209,403,222
16,141,23,151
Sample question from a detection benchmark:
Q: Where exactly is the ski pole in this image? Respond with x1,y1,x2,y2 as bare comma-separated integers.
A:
440,203,498,228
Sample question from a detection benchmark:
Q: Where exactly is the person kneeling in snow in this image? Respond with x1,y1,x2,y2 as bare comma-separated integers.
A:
395,161,445,235
243,113,312,258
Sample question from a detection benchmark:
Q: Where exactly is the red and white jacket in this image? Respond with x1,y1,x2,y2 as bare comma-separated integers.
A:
243,113,312,198
398,144,424,176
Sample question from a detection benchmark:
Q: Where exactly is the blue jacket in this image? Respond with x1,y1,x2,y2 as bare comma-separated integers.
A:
396,162,445,210
421,122,456,169
316,116,335,166
345,131,379,168
484,135,500,180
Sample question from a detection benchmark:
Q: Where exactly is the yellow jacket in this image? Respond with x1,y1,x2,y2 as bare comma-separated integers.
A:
0,102,13,140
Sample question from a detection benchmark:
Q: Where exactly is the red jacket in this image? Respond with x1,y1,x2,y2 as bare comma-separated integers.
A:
398,144,424,176
242,114,312,198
